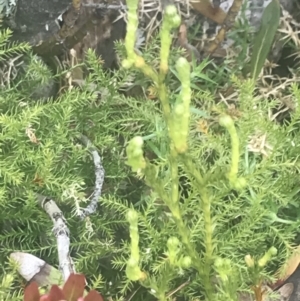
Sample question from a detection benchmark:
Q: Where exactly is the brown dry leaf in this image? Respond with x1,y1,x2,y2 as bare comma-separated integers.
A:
178,23,201,61
216,85,236,99
26,127,40,144
178,23,188,46
271,246,300,289
166,280,190,298
226,104,242,120
190,0,227,24
147,86,158,99
196,119,209,134
276,283,294,301
33,173,44,187
238,283,294,301
237,284,275,301
72,0,81,11
206,0,243,55
238,291,255,301
69,47,84,84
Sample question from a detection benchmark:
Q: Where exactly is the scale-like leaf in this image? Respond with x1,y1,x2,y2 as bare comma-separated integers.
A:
249,0,280,80
269,246,300,289
190,0,226,24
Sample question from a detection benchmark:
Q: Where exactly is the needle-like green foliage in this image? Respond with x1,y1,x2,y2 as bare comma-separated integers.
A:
1,3,300,301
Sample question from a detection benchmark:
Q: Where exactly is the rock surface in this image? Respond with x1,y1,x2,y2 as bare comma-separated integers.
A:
4,0,126,68
2,0,299,67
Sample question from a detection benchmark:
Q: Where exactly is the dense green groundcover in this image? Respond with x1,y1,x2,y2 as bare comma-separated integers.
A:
1,3,300,300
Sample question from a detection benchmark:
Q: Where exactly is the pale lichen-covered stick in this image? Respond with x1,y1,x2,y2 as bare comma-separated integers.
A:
10,252,63,287
36,194,75,282
78,134,105,220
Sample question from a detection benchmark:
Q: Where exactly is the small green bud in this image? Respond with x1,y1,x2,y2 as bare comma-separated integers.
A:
214,257,231,283
223,258,231,267
165,5,177,16
172,15,181,27
214,257,231,269
258,247,277,267
1,274,14,288
245,255,255,267
131,136,144,147
127,209,138,224
126,136,146,172
176,57,190,81
174,103,184,116
126,257,143,281
122,59,133,69
180,256,192,268
167,237,180,249
167,237,180,265
219,115,234,128
269,247,278,256
232,177,247,190
135,56,145,68
214,257,224,268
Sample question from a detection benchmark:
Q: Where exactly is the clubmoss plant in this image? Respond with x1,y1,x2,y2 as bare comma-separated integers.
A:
122,0,300,300
2,2,300,301
123,1,245,300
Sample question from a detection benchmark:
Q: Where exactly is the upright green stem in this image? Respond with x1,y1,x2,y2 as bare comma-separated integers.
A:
181,155,214,300
219,115,247,190
158,82,171,125
228,125,239,181
201,188,214,300
170,145,179,210
145,164,202,273
159,5,181,77
219,115,239,182
124,0,215,297
124,0,138,66
126,209,144,281
157,292,167,301
151,149,210,293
